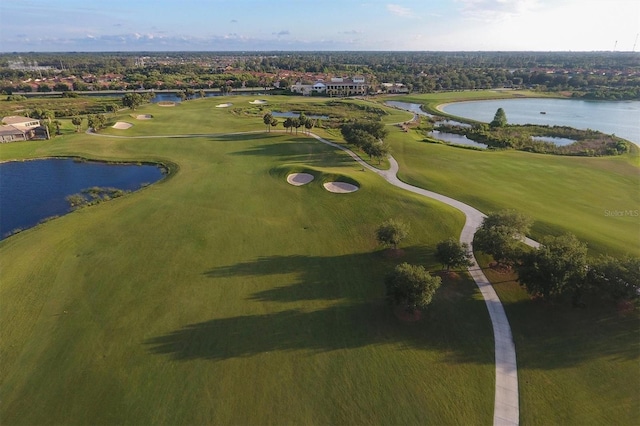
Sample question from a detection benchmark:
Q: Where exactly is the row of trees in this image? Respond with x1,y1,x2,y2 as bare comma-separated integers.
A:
374,210,638,315
474,210,639,306
375,219,473,314
262,112,317,135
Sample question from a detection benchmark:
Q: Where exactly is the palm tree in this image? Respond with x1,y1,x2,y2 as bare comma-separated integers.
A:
263,113,273,132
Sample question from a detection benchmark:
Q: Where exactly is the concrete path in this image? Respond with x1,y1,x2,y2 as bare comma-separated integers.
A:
308,133,541,426
88,127,536,424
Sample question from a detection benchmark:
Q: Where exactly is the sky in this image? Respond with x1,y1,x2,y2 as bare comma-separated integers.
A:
1,0,639,52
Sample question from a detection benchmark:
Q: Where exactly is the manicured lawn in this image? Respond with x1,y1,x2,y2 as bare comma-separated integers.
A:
1,93,638,425
1,129,494,424
380,122,639,258
476,253,639,426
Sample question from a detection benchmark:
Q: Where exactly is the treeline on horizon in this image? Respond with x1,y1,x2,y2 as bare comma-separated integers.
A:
1,51,639,100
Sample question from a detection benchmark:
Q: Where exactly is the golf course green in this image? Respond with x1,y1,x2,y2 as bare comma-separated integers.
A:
1,93,637,425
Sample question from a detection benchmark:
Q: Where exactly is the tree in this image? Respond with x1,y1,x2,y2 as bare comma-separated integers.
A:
283,118,292,133
490,107,507,128
52,119,62,135
517,234,588,304
385,263,442,312
376,219,409,250
71,116,83,132
587,255,640,303
362,140,390,164
122,93,143,110
270,117,279,131
86,114,97,130
292,117,301,134
435,238,473,271
263,113,273,132
304,118,315,135
474,209,532,267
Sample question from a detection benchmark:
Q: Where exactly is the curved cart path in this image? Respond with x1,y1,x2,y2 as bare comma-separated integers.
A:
309,133,540,426
88,128,538,424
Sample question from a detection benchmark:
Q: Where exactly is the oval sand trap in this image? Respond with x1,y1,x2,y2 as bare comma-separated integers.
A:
216,103,233,108
157,101,176,107
250,99,268,105
136,114,153,120
112,121,133,130
287,173,314,186
323,182,359,193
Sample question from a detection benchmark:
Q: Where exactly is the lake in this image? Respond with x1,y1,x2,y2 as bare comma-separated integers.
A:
439,98,640,145
385,101,470,127
271,112,329,119
0,158,164,239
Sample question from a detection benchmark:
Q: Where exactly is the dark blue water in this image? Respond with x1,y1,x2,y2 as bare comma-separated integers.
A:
0,158,164,239
271,112,329,119
440,98,640,145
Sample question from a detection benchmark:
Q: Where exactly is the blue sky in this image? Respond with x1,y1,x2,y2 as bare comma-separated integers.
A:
1,0,638,52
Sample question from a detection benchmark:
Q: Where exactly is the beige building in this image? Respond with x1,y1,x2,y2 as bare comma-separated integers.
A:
291,76,368,97
0,116,47,143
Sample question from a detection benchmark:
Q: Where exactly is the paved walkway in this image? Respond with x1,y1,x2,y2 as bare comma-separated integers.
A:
308,133,540,426
89,127,538,424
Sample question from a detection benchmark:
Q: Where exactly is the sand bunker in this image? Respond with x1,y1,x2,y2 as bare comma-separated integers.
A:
157,101,176,107
249,100,268,105
112,121,133,130
287,173,314,186
216,103,233,108
136,114,153,120
323,182,359,193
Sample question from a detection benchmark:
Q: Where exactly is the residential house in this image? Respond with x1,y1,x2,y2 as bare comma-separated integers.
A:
0,116,48,143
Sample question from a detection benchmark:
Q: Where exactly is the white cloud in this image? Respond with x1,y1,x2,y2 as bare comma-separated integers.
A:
386,4,415,18
456,0,541,21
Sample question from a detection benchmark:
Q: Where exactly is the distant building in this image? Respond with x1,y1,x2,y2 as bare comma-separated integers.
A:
0,116,48,143
381,82,409,94
291,76,368,97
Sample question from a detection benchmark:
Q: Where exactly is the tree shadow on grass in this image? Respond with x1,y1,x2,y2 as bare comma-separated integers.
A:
146,250,638,369
504,298,639,369
146,249,495,364
229,140,354,167
144,301,494,364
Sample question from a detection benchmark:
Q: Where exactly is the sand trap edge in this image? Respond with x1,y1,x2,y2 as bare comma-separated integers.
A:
323,182,359,193
112,121,133,130
287,173,314,186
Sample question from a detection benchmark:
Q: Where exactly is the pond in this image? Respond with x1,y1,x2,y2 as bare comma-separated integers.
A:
428,131,487,149
385,101,470,127
439,98,640,145
531,136,576,146
0,158,165,239
271,112,330,119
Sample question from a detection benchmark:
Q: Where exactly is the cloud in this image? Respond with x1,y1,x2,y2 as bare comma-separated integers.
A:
340,30,363,35
455,0,541,21
386,4,415,18
272,30,290,37
231,19,238,23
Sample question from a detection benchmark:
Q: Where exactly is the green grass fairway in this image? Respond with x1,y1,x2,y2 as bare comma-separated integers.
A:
476,253,639,425
381,122,639,258
1,94,638,425
0,130,494,425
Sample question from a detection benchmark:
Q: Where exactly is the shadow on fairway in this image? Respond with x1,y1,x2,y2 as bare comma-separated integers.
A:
145,250,495,364
144,301,494,364
231,141,354,166
504,299,639,370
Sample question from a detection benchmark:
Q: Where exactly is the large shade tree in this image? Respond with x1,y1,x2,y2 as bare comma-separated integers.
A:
474,209,532,267
376,219,409,250
435,238,473,271
517,233,588,304
385,263,442,312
